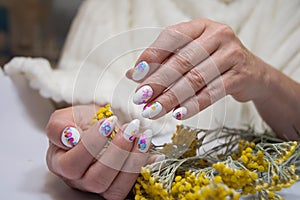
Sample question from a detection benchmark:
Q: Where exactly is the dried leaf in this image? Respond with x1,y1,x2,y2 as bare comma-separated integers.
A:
161,125,198,158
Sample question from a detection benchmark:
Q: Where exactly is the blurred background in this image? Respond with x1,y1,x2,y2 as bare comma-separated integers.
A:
0,0,82,67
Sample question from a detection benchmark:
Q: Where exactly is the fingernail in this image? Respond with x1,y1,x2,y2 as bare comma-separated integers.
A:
61,127,80,148
133,85,153,105
172,107,187,120
154,154,166,162
123,119,140,142
99,116,118,137
142,102,163,118
132,61,150,81
137,129,152,153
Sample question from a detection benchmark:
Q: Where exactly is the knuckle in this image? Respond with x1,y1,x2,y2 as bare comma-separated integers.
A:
186,69,206,90
161,90,180,108
144,47,162,62
176,44,200,70
201,89,212,104
221,24,234,35
207,78,227,102
45,118,57,138
229,45,247,66
58,160,81,180
162,26,182,43
225,70,242,93
62,179,82,191
83,178,110,194
215,24,235,39
173,54,193,70
45,108,69,138
205,86,219,103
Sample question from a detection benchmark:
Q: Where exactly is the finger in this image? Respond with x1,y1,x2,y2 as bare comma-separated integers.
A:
141,47,233,119
171,73,230,120
131,21,227,106
102,129,153,200
46,109,79,149
46,104,100,149
79,119,141,194
126,19,212,81
48,117,115,180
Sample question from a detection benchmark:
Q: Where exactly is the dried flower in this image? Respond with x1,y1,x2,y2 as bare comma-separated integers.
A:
134,125,300,199
90,104,113,125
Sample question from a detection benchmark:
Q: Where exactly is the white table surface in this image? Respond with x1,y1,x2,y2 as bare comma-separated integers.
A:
0,68,299,200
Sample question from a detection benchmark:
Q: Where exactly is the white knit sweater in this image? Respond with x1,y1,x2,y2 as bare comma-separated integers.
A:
4,0,300,140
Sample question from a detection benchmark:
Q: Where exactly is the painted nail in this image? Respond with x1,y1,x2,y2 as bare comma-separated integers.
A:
133,85,153,105
142,102,163,118
99,116,118,137
172,107,187,120
137,129,153,153
132,61,150,81
61,127,80,148
123,119,140,142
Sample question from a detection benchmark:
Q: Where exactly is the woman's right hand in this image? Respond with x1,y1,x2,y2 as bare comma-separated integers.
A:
45,104,154,200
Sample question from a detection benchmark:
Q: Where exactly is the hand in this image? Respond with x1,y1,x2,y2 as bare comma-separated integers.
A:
45,104,155,200
126,18,270,120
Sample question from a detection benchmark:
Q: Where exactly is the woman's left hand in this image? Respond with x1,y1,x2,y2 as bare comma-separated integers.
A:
46,104,156,200
126,18,270,120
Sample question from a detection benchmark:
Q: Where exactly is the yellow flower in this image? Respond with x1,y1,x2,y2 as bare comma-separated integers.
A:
90,104,113,125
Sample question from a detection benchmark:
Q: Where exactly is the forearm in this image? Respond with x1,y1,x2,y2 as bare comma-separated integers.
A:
253,63,300,141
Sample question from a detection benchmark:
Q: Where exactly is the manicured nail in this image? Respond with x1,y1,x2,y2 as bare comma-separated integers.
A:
123,119,140,142
137,129,153,153
133,85,153,105
61,127,80,148
142,102,163,118
132,61,150,81
172,107,187,120
99,116,118,137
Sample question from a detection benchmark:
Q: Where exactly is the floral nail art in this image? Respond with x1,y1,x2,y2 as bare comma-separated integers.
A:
132,61,150,81
61,127,80,148
137,129,152,153
100,116,118,137
123,119,140,142
172,107,187,120
142,102,163,118
133,85,153,104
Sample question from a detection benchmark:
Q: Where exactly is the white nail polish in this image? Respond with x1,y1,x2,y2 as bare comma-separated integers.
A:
61,127,80,148
132,61,150,81
172,107,187,120
133,85,153,105
99,116,118,137
137,129,153,153
142,102,163,118
123,119,140,142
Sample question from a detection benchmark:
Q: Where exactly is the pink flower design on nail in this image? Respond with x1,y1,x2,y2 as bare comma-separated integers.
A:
172,107,187,120
174,112,182,120
132,61,150,81
143,102,160,111
135,61,147,72
63,128,78,147
129,136,135,142
100,121,112,136
140,88,153,103
137,134,147,151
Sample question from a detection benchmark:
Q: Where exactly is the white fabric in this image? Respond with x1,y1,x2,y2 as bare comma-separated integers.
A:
4,0,300,138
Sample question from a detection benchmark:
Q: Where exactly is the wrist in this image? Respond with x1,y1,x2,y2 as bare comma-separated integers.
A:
251,57,275,106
